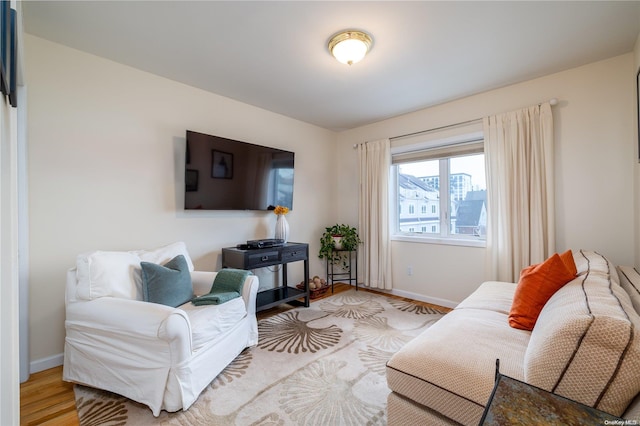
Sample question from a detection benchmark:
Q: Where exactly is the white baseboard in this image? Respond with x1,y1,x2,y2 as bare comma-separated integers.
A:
388,288,458,309
30,353,63,375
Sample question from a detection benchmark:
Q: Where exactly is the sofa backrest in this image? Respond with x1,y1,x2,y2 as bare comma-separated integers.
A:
618,265,640,315
72,242,195,302
524,250,640,417
573,249,620,284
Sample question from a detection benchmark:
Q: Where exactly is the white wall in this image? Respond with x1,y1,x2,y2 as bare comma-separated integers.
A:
24,32,639,369
24,35,337,369
337,53,636,306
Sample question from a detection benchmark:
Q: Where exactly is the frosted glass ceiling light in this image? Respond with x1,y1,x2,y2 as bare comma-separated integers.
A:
328,30,372,65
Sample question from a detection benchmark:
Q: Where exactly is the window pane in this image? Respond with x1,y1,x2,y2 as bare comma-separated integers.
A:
395,153,486,240
449,154,486,238
398,160,440,234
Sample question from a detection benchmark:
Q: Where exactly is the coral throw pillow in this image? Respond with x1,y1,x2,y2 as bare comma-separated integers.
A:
509,253,577,330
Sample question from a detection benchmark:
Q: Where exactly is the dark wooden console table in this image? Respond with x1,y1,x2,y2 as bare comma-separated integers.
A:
221,242,309,312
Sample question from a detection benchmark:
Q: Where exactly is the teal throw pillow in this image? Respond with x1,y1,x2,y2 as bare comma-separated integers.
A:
141,254,193,307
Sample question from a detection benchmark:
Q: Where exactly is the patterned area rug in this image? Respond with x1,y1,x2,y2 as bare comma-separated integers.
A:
74,289,445,425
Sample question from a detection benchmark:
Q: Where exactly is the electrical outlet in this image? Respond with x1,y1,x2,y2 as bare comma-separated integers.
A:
407,266,413,276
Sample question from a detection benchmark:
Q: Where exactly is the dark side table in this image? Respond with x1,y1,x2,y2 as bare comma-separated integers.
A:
221,242,309,312
479,371,624,425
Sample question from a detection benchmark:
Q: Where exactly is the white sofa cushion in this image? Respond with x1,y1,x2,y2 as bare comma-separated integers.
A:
136,242,195,272
76,251,142,300
455,281,516,315
76,242,195,301
525,250,640,416
179,297,248,351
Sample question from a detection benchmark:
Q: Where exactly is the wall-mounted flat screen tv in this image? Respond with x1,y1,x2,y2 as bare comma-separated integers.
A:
184,130,295,211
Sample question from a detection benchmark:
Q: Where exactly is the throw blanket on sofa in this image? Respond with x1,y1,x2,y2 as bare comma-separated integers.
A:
191,269,251,306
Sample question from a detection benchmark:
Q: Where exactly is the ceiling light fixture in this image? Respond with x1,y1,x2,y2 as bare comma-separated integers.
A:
328,30,373,66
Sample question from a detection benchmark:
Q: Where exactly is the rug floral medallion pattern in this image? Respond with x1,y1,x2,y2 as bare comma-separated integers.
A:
74,290,445,425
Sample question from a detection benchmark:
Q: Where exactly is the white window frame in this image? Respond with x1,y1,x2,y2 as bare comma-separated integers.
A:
389,129,486,248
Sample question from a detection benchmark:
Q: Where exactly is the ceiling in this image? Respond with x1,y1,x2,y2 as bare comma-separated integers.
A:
22,1,640,131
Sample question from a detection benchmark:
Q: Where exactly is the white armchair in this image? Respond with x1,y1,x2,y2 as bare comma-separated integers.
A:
62,242,259,416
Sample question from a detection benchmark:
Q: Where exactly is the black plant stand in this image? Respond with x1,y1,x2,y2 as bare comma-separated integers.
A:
325,248,357,293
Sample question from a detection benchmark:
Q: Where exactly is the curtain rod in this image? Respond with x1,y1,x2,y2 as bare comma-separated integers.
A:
353,97,558,148
390,117,482,142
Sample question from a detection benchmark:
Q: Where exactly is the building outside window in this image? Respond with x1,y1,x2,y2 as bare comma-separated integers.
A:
392,131,486,244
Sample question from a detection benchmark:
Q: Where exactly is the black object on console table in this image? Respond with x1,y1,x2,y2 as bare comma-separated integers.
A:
221,242,309,312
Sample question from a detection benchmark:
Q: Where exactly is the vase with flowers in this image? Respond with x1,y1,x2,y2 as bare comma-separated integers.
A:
273,205,290,243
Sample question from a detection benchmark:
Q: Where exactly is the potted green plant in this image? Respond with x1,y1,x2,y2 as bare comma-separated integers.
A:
319,224,362,270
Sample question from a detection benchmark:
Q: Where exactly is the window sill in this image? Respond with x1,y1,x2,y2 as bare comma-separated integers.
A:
391,234,486,248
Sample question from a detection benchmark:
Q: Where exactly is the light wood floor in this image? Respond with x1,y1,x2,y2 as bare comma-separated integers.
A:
20,283,449,425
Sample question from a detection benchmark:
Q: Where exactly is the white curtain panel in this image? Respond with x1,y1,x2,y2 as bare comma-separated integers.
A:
358,139,393,289
483,102,555,282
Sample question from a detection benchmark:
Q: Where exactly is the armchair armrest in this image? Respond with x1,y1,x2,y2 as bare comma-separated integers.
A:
242,275,259,316
65,297,192,359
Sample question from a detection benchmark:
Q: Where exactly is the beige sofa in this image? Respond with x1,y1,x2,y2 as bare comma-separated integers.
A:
387,250,640,425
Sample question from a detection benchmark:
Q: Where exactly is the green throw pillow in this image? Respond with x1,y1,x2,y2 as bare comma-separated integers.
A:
141,254,193,307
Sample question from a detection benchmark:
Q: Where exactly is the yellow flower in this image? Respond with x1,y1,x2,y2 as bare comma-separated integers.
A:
273,205,289,215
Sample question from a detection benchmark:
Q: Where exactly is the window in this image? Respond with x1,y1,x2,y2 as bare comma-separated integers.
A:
392,136,486,245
